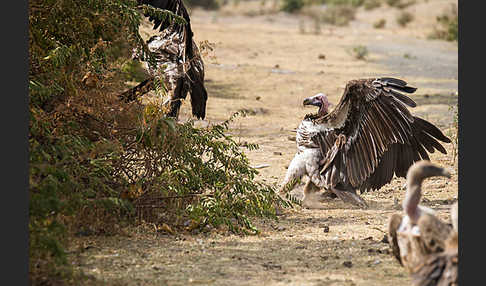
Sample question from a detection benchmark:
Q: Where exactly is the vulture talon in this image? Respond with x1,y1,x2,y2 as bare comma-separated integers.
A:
331,188,369,209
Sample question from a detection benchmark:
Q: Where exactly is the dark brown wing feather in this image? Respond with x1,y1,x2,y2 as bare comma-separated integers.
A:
314,77,451,190
411,251,458,286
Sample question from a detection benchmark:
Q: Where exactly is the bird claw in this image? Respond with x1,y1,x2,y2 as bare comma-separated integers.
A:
332,189,369,209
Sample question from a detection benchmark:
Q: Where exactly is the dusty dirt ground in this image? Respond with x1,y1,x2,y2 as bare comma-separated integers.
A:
71,0,458,285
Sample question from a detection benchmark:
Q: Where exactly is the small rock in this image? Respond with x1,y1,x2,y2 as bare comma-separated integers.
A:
343,261,353,268
262,262,282,270
75,229,93,237
322,225,330,233
273,152,283,155
368,259,381,266
318,54,326,60
380,235,389,244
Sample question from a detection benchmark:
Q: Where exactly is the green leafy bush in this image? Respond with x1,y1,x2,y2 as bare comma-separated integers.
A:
364,0,381,10
186,0,221,10
396,11,413,27
281,0,305,13
429,5,458,42
121,60,150,82
387,0,415,9
325,0,364,7
321,4,356,26
350,45,369,60
118,109,287,235
373,18,386,28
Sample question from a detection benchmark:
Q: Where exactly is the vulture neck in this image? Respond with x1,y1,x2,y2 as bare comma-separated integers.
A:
451,202,458,232
403,175,424,224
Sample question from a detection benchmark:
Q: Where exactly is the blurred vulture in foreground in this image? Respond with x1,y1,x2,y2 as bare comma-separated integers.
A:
120,0,208,120
280,77,451,208
388,161,457,285
410,202,458,286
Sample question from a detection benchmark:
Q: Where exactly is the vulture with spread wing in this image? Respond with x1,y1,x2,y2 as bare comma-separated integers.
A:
280,77,451,208
121,0,208,120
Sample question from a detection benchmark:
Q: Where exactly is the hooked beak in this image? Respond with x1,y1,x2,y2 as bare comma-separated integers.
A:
303,97,320,107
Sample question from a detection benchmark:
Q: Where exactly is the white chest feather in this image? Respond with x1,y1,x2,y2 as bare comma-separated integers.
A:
296,119,321,150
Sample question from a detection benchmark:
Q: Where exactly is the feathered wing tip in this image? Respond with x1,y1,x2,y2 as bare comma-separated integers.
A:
190,80,208,120
390,90,417,107
414,117,452,144
378,77,418,93
376,77,418,107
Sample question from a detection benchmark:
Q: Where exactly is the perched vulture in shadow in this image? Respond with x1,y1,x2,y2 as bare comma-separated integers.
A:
410,201,458,286
121,0,208,120
387,160,456,285
280,77,451,208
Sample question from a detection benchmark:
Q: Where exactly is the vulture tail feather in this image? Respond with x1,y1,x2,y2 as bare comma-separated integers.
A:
189,79,207,120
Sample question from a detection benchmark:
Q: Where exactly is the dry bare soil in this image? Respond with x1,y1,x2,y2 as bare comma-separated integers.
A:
71,1,458,285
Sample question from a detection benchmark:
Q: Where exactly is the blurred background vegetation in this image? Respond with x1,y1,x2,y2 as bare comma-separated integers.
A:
228,0,457,41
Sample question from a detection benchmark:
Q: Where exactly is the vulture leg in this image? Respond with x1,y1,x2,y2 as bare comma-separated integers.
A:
319,188,338,201
330,185,369,208
302,180,326,209
280,152,307,195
